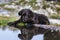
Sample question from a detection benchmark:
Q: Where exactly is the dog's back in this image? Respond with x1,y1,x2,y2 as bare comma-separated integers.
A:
31,13,50,24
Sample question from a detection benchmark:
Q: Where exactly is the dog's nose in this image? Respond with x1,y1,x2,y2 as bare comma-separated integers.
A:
22,16,28,22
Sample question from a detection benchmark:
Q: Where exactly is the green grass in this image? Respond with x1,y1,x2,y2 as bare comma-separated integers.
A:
4,8,15,11
0,16,9,26
0,16,17,26
51,23,60,26
8,17,16,22
42,4,50,9
53,2,60,5
0,20,9,26
50,14,60,19
17,22,25,27
0,4,5,7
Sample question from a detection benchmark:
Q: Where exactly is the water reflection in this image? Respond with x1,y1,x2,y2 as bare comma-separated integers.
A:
0,27,20,40
18,33,43,40
17,27,44,40
0,26,44,40
44,31,60,40
17,27,60,40
32,34,43,40
1,24,60,40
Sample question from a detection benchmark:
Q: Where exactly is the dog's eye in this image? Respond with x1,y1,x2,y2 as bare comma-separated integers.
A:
29,14,33,17
28,15,32,18
22,14,26,16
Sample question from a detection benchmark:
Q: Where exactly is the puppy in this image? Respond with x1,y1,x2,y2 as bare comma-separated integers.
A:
8,9,50,28
18,9,50,24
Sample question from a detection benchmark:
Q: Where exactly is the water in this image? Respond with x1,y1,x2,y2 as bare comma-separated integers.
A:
0,25,59,40
0,26,43,40
32,34,43,40
0,28,20,40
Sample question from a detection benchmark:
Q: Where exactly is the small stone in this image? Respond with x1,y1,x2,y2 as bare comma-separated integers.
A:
51,30,54,32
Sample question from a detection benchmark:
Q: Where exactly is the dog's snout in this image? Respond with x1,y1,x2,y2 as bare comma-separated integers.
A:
22,16,28,22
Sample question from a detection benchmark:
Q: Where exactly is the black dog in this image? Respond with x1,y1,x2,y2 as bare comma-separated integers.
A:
8,9,50,29
18,9,50,24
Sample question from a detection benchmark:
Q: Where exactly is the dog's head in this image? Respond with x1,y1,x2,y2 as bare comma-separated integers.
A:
18,9,34,23
18,9,33,16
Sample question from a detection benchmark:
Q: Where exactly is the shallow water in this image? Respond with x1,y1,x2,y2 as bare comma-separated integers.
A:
0,27,20,40
0,26,43,40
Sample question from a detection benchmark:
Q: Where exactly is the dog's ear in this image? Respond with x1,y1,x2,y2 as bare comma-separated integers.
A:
18,9,33,16
18,9,24,16
18,12,21,16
